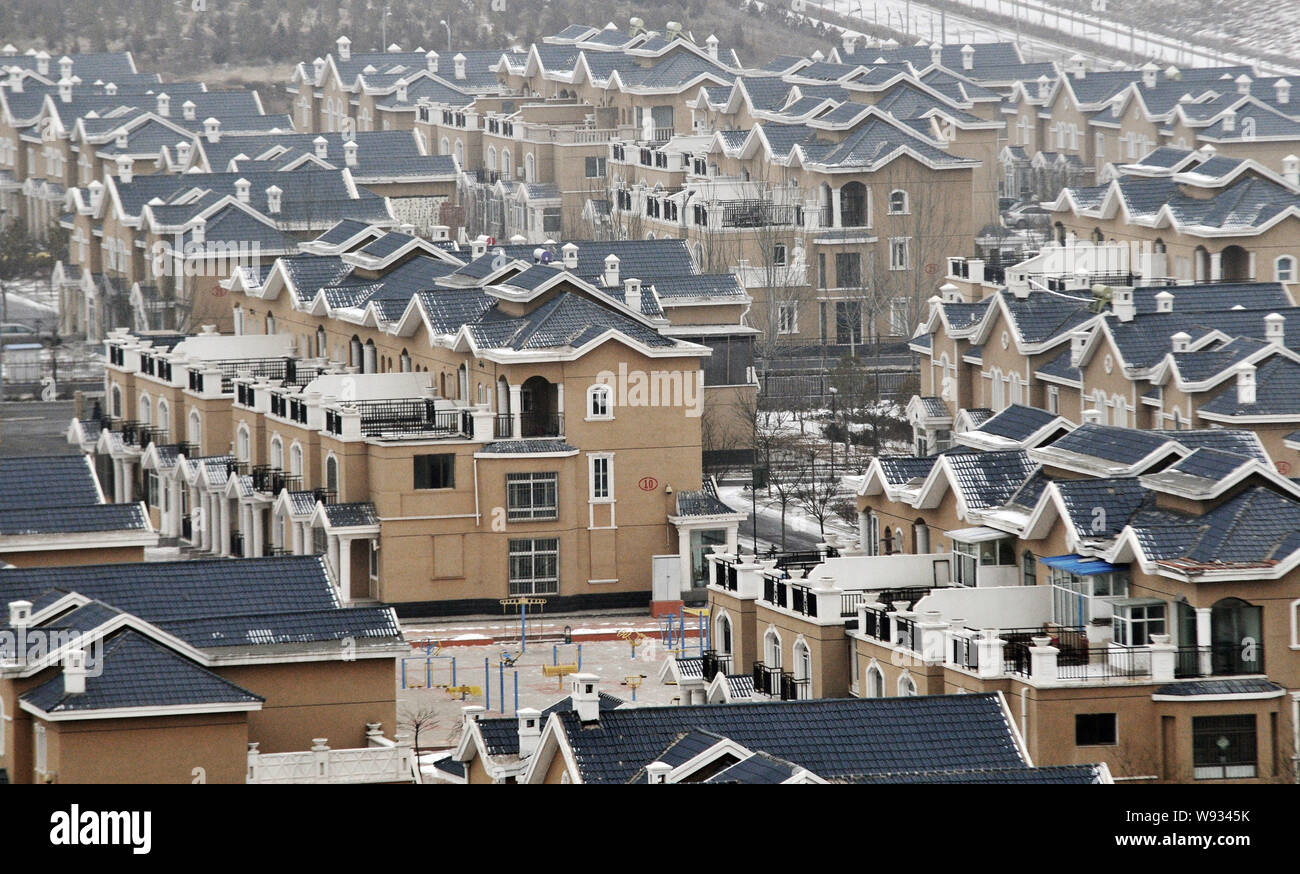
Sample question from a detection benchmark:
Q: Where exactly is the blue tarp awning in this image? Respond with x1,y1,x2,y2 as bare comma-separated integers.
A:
1040,554,1126,576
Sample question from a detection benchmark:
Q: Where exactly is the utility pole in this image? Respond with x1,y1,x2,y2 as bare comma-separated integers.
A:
0,276,6,403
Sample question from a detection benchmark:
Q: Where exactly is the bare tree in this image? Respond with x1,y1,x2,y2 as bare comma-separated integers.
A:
792,443,843,541
398,703,441,756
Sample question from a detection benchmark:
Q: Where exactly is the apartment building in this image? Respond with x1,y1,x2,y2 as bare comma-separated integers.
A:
0,555,410,784
448,672,1108,783
0,455,156,568
78,229,752,615
703,415,1299,782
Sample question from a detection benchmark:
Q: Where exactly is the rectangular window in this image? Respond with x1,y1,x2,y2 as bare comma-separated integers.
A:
953,541,978,586
889,237,910,271
414,454,455,489
1048,386,1059,414
584,156,607,177
1193,715,1257,780
835,252,861,288
507,472,558,521
1075,713,1117,746
589,455,612,501
835,301,862,345
1112,601,1166,647
818,252,827,289
889,297,910,336
777,304,797,334
772,243,787,267
146,470,161,508
509,538,559,595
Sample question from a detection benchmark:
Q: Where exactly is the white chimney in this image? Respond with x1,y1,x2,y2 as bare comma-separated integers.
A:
570,673,601,722
6,66,21,92
1265,312,1285,344
1171,331,1191,353
57,77,72,103
1070,329,1089,368
1276,78,1291,105
517,707,542,758
1068,54,1086,79
387,42,402,53
104,81,116,96
157,92,170,116
1236,74,1252,95
314,135,328,159
426,50,439,73
1155,290,1174,313
35,50,49,76
8,599,32,630
462,704,485,731
204,117,221,143
235,177,250,202
63,649,88,695
266,184,282,214
396,81,408,103
646,761,672,784
182,99,196,120
116,156,133,183
58,55,72,79
1141,62,1158,89
1111,286,1135,322
930,42,942,66
88,179,104,211
939,281,961,303
1222,109,1236,132
191,217,205,244
313,57,326,81
1082,408,1104,425
841,33,856,56
1283,154,1299,187
470,236,488,259
176,141,192,167
604,253,620,287
961,44,974,71
561,242,579,270
1237,363,1257,405
344,139,358,167
1037,74,1051,100
337,35,352,62
624,278,642,312
707,34,720,59
115,129,129,151
453,52,466,80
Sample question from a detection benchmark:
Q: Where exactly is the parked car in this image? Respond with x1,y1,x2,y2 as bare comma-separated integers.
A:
0,322,44,347
1001,201,1052,230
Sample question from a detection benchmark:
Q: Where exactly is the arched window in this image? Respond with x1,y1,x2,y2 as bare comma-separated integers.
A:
316,326,327,359
793,639,811,680
587,384,612,419
265,313,276,335
486,146,497,171
715,612,732,654
137,393,152,425
913,518,930,554
349,336,362,369
866,662,885,698
290,443,304,478
188,409,202,447
326,454,339,494
236,425,251,463
763,628,782,668
1276,255,1296,283
897,672,918,696
454,139,464,165
440,137,450,155
501,149,511,178
525,152,535,183
156,398,169,439
840,181,868,227
111,384,123,418
888,189,909,214
270,436,283,471
363,340,376,374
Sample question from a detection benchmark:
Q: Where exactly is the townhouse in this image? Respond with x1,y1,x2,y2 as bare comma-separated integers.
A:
704,415,1300,782
0,555,410,784
447,672,1108,784
76,228,755,615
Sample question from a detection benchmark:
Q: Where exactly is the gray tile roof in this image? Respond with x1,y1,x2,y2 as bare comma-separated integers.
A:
1200,356,1300,417
0,455,101,511
321,502,379,528
702,750,802,784
21,630,263,715
976,404,1060,440
1153,678,1283,696
1054,477,1150,538
479,440,575,454
675,479,736,517
838,764,1105,784
552,693,1027,784
0,503,148,536
1130,486,1300,568
944,449,1038,509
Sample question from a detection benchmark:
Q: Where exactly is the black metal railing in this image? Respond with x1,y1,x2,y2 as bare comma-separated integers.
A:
518,411,563,438
311,487,337,506
761,576,789,609
1056,645,1152,681
751,662,792,698
859,606,889,642
781,674,811,701
952,636,980,671
701,650,732,682
894,616,916,652
839,592,866,617
327,399,471,438
790,584,818,618
494,414,513,439
230,532,244,558
1004,640,1033,677
719,200,802,228
1174,643,1264,678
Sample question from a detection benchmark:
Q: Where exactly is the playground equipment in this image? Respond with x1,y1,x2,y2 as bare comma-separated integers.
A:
400,652,457,690
616,628,649,657
499,596,547,652
499,649,521,667
446,684,482,700
659,606,708,657
543,663,579,689
552,643,583,671
621,674,647,702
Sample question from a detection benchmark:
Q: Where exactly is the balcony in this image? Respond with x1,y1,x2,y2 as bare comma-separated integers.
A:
251,466,303,495
246,733,416,784
750,662,809,700
701,650,733,682
326,399,473,439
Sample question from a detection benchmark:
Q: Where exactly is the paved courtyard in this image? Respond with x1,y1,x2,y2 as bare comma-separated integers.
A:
395,612,707,749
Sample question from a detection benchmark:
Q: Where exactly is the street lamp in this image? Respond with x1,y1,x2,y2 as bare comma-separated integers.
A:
439,19,452,52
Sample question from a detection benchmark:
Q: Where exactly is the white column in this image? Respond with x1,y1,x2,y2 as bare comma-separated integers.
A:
113,459,126,502
338,536,353,600
832,186,842,228
219,496,232,556
555,383,564,432
509,384,523,438
300,521,313,555
251,505,264,557
328,534,340,579
1195,607,1214,677
1210,251,1223,281
290,517,303,554
1248,251,1257,280
678,527,692,595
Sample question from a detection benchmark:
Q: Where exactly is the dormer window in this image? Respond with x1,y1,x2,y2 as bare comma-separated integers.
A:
587,384,613,420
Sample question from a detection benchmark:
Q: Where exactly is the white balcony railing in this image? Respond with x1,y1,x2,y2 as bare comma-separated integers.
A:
247,727,417,784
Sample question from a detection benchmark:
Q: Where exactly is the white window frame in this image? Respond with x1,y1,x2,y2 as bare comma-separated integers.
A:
188,409,202,447
777,303,798,335
889,237,910,271
270,436,283,471
588,453,614,503
586,384,613,420
34,722,47,779
506,471,559,521
236,424,251,463
1275,255,1296,283
866,662,885,698
887,189,909,215
290,443,304,478
508,537,559,595
897,672,918,696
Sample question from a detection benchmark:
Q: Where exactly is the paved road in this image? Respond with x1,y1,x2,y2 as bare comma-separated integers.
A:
0,400,80,456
